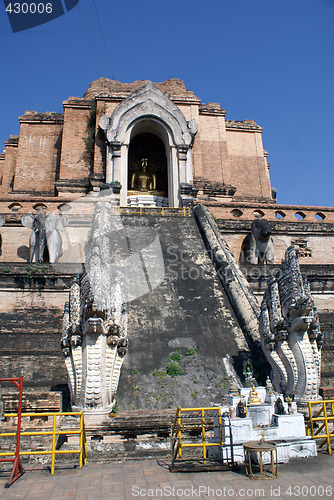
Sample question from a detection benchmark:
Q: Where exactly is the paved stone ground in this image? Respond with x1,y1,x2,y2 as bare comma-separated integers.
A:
0,454,333,500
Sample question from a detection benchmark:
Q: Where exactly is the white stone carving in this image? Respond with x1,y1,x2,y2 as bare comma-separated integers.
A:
99,82,197,147
127,195,168,208
61,201,128,414
259,246,322,404
99,82,198,207
210,385,317,464
22,211,69,263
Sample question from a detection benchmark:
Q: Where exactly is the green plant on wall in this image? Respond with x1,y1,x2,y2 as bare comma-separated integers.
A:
186,348,196,356
168,351,183,363
111,399,118,414
167,362,183,377
25,266,39,275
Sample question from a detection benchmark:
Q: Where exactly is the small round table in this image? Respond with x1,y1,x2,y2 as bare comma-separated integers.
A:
243,440,278,479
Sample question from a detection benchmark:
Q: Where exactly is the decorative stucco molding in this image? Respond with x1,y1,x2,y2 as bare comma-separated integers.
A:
99,82,198,147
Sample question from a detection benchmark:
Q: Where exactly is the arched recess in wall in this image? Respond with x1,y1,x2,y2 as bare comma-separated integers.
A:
128,129,168,197
99,82,198,207
8,203,22,212
33,203,47,211
314,212,326,221
124,118,172,204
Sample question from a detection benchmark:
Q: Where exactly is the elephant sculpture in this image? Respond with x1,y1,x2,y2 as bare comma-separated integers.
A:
22,210,69,263
0,214,5,256
241,218,274,264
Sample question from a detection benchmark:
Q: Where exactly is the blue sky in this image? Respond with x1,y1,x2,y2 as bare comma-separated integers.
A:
0,0,333,207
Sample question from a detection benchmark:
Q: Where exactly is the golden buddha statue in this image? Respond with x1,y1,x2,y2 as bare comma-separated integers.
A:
131,158,156,192
248,385,262,405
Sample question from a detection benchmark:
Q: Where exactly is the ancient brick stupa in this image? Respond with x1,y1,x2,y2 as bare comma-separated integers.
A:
0,78,333,413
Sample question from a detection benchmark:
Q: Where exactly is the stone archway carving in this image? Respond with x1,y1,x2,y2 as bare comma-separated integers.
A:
99,82,198,207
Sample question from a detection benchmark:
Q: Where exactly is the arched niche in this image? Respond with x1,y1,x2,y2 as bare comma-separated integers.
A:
128,131,168,196
125,118,172,205
99,82,198,207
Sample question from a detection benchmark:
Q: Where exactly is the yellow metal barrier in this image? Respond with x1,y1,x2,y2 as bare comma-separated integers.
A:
306,399,334,454
0,412,87,474
111,206,192,217
171,406,223,466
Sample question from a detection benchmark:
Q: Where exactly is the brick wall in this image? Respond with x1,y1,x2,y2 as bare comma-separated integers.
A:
13,113,62,195
0,136,18,195
225,129,271,200
195,114,228,182
0,80,274,202
58,100,91,183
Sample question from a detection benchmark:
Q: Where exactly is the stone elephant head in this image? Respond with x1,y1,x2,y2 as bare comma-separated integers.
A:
0,214,5,256
22,210,69,263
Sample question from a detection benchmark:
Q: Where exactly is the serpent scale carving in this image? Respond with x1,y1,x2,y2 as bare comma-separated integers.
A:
61,201,128,413
260,246,322,404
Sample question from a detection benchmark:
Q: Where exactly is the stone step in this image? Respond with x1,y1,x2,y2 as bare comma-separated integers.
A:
1,391,62,413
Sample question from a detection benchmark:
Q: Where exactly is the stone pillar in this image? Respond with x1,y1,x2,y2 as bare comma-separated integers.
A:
186,147,194,184
107,142,121,184
170,146,179,207
119,145,128,207
105,146,112,184
178,146,188,184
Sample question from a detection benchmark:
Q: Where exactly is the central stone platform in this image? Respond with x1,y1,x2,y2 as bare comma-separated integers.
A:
115,213,252,410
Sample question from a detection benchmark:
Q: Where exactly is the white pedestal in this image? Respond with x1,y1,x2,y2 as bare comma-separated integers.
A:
272,413,306,439
248,404,273,426
225,395,246,407
127,195,168,207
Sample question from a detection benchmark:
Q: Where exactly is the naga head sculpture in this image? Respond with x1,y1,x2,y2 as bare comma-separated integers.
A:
260,246,322,403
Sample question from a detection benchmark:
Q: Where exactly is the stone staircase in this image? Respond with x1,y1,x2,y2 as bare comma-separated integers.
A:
0,409,179,464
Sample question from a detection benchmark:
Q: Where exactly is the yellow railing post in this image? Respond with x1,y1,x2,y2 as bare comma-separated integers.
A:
307,399,334,454
79,413,83,468
323,402,331,455
0,411,86,472
80,412,87,466
51,414,57,475
177,407,182,460
170,406,230,468
218,407,222,446
201,408,206,463
308,401,313,437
